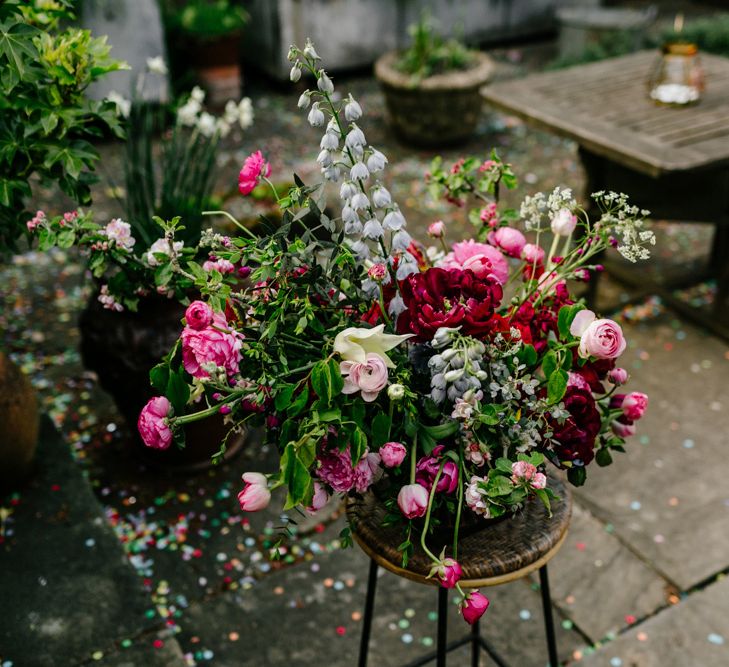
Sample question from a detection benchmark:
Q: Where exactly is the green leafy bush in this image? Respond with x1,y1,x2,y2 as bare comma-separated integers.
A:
661,13,729,58
0,0,125,253
165,0,248,41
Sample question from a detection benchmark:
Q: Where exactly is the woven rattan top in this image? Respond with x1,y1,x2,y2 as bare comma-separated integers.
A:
482,51,729,178
347,471,571,588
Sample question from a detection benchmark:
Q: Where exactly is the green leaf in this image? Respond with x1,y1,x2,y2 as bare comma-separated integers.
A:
350,426,368,463
542,350,558,380
310,358,343,406
595,448,613,467
547,369,569,404
287,385,309,418
280,443,313,509
518,343,537,367
422,421,459,439
371,413,391,447
166,368,190,415
0,19,40,80
534,488,553,517
149,363,170,393
56,229,75,248
477,404,500,426
567,466,587,487
486,475,514,497
494,457,513,474
558,304,584,340
274,384,296,412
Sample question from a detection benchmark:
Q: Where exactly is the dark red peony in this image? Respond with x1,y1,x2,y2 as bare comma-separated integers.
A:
548,385,601,467
511,289,572,354
397,268,502,342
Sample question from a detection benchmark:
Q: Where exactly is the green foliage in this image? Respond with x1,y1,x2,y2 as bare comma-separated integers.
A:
396,13,476,80
164,0,248,40
661,14,729,58
0,0,126,254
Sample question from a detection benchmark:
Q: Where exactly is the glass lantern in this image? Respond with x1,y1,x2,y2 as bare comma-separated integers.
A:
649,42,704,106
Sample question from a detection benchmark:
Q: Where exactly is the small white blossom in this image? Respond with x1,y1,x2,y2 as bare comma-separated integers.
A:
362,218,384,239
391,229,412,251
190,86,205,104
345,126,366,149
298,91,311,109
372,186,391,208
106,90,130,118
367,149,388,173
308,102,326,127
350,162,369,181
317,149,333,167
196,111,217,137
177,98,201,126
317,70,334,93
320,131,339,150
98,284,123,312
345,97,362,121
340,181,358,200
322,165,341,182
344,219,363,235
146,56,168,75
290,64,301,82
303,40,320,60
383,209,406,231
145,238,184,267
388,293,406,316
102,218,135,250
351,193,369,211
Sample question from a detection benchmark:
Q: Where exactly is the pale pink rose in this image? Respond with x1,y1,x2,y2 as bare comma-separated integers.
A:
238,150,271,195
380,441,407,468
578,317,627,360
531,472,547,489
612,420,636,438
521,243,545,265
181,312,243,378
184,300,214,330
487,227,526,259
306,482,330,513
570,309,597,337
621,392,648,421
551,208,577,236
340,353,389,401
137,396,173,450
397,483,429,519
427,220,445,238
439,240,509,284
237,472,271,511
461,590,490,625
608,368,629,385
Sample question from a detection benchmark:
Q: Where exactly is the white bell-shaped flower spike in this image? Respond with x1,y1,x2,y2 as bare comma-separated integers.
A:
392,229,412,251
342,205,359,223
349,239,370,259
317,70,334,94
320,132,339,150
290,64,301,82
303,40,320,60
340,180,358,200
351,192,370,211
367,149,388,173
308,103,326,127
317,149,333,167
345,125,366,149
363,218,384,239
345,97,362,122
298,91,311,109
388,293,407,316
350,162,369,181
372,186,392,208
383,208,406,231
322,165,341,182
326,117,341,135
344,219,363,235
396,255,418,280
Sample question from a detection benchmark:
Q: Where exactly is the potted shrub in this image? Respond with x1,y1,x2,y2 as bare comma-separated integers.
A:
375,14,494,147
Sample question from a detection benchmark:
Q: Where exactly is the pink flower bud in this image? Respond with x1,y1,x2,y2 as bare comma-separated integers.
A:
521,243,545,265
427,221,445,239
551,208,577,236
367,263,388,282
608,368,629,385
185,300,214,330
380,441,407,468
238,266,252,278
430,558,462,588
238,472,271,511
397,483,429,519
461,590,490,625
219,405,232,415
487,227,526,259
621,392,648,421
611,420,636,438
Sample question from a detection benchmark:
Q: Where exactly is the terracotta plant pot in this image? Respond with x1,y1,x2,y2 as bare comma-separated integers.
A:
188,32,242,108
78,293,244,473
374,50,494,147
0,352,39,490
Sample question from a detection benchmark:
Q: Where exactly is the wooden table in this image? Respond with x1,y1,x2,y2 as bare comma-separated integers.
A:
482,50,729,339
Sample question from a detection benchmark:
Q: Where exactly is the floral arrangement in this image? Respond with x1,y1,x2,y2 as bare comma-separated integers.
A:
135,41,653,625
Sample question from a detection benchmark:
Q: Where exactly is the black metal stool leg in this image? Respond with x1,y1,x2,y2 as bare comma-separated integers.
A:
359,559,378,667
437,586,448,667
539,565,559,667
471,617,480,667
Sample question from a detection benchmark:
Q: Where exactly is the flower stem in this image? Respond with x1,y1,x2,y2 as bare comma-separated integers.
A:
202,210,258,239
453,453,464,559
410,432,418,484
420,462,446,565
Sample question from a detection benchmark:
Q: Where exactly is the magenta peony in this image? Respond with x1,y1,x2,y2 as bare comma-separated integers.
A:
238,150,271,195
416,445,458,494
181,313,243,379
137,396,173,450
397,483,429,519
439,240,509,284
380,441,407,468
184,300,214,330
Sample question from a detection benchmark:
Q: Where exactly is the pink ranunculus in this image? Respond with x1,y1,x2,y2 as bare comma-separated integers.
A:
427,220,446,238
488,227,526,259
238,150,271,195
430,558,462,589
340,353,389,402
461,590,490,625
416,445,458,494
608,367,629,386
397,483,429,519
238,472,271,511
181,312,243,379
380,441,407,468
621,392,648,421
185,300,214,330
580,318,627,360
439,240,509,285
306,482,330,513
137,396,173,450
611,420,636,438
521,243,545,265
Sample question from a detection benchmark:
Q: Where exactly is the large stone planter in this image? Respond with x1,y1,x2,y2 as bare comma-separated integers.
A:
375,50,494,147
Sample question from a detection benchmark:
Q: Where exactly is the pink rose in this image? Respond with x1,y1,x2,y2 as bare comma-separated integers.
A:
137,396,173,450
521,243,545,265
380,441,407,468
488,227,526,259
340,353,389,402
608,367,629,385
237,472,271,511
416,445,458,494
571,310,626,360
397,483,429,519
306,482,330,513
621,392,648,421
612,420,636,438
427,221,445,238
532,472,547,489
461,590,490,625
181,313,243,379
238,150,271,195
439,240,509,285
185,300,214,330
511,460,537,483
430,558,462,589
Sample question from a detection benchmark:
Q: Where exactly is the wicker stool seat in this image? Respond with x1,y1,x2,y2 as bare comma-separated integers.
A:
347,471,572,667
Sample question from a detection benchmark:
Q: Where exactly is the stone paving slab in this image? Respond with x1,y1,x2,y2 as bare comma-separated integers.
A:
538,503,670,642
577,576,729,667
575,316,729,591
176,538,583,667
0,420,162,667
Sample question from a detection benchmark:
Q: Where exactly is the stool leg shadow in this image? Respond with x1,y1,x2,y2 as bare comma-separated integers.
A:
359,559,379,667
539,564,560,667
